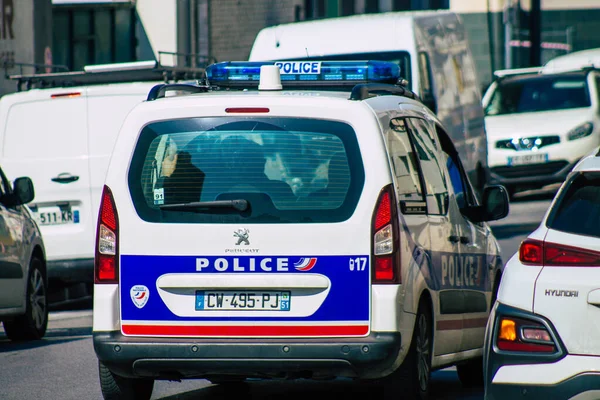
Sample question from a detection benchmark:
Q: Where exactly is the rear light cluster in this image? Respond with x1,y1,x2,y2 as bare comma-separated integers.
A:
95,185,119,284
496,316,556,353
372,185,401,283
519,239,600,266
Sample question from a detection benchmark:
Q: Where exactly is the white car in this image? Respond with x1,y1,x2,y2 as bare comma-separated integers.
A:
484,155,600,398
0,167,48,342
92,60,509,400
482,67,600,197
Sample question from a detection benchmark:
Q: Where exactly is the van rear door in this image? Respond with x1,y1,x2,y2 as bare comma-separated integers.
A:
1,89,93,271
115,116,372,338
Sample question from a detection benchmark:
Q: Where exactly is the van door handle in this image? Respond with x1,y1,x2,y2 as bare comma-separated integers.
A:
51,173,79,184
460,236,471,244
448,235,460,243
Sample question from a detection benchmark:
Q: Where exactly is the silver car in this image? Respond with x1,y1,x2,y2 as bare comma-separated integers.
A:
0,168,47,341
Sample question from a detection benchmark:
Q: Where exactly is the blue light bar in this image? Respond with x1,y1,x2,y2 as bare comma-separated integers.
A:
205,60,401,88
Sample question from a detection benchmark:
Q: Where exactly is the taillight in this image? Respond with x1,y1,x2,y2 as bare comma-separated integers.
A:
372,185,400,284
519,239,600,266
95,185,119,284
496,316,556,353
519,239,543,265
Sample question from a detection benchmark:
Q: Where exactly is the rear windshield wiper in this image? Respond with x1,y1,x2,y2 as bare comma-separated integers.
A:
159,199,249,212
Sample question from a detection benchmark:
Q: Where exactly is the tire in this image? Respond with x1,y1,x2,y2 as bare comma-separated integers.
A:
98,361,154,400
382,300,432,400
456,357,484,388
3,257,48,341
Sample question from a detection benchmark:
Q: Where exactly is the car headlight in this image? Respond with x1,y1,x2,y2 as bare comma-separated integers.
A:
567,122,594,141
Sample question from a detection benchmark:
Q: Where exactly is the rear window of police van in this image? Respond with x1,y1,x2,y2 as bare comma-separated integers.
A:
128,117,365,223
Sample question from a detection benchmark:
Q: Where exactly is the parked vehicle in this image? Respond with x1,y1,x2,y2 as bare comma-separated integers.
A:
93,60,509,400
482,65,600,197
484,154,600,399
0,166,47,341
0,61,204,289
249,11,489,193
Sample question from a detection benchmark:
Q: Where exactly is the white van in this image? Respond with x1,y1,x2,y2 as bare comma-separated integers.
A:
249,11,489,192
93,60,509,400
0,62,203,288
542,47,600,74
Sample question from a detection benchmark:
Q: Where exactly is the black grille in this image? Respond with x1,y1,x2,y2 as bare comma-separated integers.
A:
496,135,560,151
491,161,569,179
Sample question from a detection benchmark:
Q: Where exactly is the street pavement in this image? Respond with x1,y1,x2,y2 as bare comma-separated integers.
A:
0,195,553,400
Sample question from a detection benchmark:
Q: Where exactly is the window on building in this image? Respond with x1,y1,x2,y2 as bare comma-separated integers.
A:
341,0,355,16
304,0,326,19
53,5,136,71
393,0,412,10
365,0,379,13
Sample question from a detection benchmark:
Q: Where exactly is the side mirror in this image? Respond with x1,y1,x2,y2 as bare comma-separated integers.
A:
482,185,510,222
11,177,35,206
460,185,509,223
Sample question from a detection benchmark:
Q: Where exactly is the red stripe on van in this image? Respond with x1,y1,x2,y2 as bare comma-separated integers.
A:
122,324,369,337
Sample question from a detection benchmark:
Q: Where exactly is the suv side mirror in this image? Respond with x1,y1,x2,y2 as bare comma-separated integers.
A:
460,185,509,223
11,177,35,206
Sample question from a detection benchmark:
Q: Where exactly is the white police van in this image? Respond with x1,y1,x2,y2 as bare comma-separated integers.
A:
92,60,509,400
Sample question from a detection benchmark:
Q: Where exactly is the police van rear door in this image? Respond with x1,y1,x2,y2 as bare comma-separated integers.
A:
117,111,375,338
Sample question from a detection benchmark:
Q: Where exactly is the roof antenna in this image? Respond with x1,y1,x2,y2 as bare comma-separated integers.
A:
305,48,310,58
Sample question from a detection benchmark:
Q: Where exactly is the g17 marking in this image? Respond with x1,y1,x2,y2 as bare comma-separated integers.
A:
349,257,367,271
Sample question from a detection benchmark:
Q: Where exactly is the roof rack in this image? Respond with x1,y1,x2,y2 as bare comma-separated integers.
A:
349,83,420,101
146,83,209,101
9,60,206,92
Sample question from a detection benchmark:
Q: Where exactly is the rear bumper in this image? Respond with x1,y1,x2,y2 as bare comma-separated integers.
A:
47,258,94,283
93,330,402,380
487,373,600,400
483,303,600,399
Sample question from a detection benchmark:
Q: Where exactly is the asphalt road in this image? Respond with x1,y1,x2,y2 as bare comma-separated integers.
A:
0,195,553,400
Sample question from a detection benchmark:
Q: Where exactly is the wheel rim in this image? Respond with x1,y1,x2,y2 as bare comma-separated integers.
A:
416,313,430,392
29,268,46,330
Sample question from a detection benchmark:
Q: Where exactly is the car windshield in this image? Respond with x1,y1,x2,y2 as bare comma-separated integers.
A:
128,117,365,224
485,73,591,116
547,172,600,238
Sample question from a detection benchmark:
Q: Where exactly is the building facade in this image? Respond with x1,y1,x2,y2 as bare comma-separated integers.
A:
50,0,600,89
0,0,53,95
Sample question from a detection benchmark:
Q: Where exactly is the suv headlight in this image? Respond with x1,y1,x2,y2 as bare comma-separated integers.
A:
567,122,594,141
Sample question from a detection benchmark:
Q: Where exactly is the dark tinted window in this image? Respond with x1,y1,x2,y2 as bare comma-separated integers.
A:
406,118,448,215
128,117,364,224
547,173,600,238
385,118,424,202
485,73,591,116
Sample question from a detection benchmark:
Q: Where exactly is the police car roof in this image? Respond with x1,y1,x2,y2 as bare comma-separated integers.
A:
134,87,428,119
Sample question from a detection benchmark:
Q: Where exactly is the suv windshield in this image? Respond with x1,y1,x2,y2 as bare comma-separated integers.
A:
547,172,600,238
128,117,364,223
485,73,591,116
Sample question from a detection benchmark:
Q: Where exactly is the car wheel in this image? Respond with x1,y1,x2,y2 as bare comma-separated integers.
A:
99,361,154,400
456,357,484,388
382,300,432,400
3,257,48,341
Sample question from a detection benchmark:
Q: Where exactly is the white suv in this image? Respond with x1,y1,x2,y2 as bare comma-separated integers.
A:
482,67,600,197
484,154,600,399
92,61,509,400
